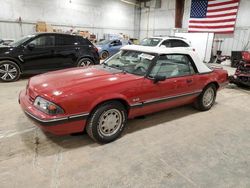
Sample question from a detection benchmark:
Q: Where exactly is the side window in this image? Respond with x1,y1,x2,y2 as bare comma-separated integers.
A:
161,40,171,47
171,40,189,47
149,54,196,78
55,35,76,46
117,40,122,46
29,35,55,47
111,40,122,46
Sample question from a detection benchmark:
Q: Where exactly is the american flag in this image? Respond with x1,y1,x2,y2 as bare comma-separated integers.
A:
188,0,240,34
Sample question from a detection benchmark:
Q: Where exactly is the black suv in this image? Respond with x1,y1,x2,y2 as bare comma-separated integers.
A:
0,33,100,82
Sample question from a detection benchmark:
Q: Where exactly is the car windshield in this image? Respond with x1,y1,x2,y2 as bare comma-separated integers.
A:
10,35,35,47
97,40,110,45
104,50,155,76
140,38,162,46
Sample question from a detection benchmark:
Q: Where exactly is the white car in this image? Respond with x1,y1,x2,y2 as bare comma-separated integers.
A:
140,36,192,49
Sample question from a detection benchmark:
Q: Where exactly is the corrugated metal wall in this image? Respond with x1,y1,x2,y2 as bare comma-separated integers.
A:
214,28,250,56
0,20,136,41
0,21,35,39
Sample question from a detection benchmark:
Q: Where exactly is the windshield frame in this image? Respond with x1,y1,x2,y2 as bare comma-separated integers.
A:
103,50,158,77
10,34,36,47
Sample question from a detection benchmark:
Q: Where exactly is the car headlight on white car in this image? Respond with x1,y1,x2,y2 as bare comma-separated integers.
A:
34,96,64,115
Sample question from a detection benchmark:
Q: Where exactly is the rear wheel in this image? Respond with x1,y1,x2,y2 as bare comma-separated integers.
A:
194,84,217,111
101,51,109,59
0,60,21,82
77,58,94,67
86,101,127,143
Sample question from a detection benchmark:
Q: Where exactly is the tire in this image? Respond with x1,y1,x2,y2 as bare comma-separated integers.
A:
101,51,109,59
194,84,217,111
77,58,94,67
86,101,127,143
0,60,21,82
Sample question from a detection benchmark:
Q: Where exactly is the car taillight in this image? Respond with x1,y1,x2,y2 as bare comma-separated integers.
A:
93,46,98,53
242,51,250,62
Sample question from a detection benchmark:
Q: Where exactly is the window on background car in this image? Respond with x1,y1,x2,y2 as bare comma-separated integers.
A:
149,54,195,78
111,40,122,46
56,35,76,46
140,38,162,46
29,35,55,47
170,39,189,47
161,40,171,47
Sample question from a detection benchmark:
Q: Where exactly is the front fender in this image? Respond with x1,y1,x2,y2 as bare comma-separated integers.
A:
0,57,23,71
88,93,131,112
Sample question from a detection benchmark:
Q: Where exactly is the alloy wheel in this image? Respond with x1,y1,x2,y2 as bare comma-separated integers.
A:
78,59,92,67
202,87,215,107
0,63,18,81
98,109,123,137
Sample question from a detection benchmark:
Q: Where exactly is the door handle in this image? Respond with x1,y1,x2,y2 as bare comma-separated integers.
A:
186,79,193,83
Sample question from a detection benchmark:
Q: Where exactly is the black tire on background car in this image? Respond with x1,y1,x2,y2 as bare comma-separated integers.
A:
194,84,217,111
77,58,94,67
0,60,21,82
86,101,128,143
101,51,109,59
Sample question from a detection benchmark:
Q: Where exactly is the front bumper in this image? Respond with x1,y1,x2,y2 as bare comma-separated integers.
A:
19,90,88,135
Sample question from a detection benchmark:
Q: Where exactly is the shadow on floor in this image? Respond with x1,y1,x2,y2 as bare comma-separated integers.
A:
226,83,250,92
18,105,199,157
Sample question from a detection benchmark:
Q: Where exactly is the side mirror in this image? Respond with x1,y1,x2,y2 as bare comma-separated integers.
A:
153,75,166,83
27,43,35,50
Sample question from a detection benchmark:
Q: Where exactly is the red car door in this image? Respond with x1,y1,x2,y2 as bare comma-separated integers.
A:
131,54,201,117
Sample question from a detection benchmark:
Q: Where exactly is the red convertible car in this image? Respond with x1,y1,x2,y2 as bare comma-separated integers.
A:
19,45,228,143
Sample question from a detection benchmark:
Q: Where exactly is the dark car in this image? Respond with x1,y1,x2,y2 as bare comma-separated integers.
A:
0,33,100,82
229,61,250,87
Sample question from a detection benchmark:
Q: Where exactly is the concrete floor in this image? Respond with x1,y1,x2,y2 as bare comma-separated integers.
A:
0,65,250,188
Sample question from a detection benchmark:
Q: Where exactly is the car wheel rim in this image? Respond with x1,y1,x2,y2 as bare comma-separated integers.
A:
98,109,122,137
102,52,108,59
79,60,92,67
0,63,17,81
203,88,214,107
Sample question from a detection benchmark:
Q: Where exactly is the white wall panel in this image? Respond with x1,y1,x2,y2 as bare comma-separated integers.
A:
139,0,175,39
0,0,136,40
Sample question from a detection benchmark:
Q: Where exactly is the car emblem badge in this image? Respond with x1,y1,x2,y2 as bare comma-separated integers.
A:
133,98,140,102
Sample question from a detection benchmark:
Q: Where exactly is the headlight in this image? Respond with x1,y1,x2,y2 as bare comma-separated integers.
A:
34,96,64,115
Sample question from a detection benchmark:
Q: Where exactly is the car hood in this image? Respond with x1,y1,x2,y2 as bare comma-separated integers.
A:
28,65,137,99
0,46,12,54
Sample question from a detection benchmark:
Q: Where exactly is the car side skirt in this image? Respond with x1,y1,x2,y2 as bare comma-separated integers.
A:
130,90,202,109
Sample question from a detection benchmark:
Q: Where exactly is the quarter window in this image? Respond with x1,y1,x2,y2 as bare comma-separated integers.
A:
170,39,189,47
149,54,196,78
56,35,76,46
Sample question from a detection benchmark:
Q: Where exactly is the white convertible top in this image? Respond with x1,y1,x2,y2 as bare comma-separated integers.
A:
121,45,212,74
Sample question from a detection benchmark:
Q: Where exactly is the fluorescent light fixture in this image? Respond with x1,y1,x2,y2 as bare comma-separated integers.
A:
120,0,137,6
